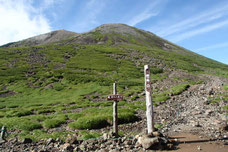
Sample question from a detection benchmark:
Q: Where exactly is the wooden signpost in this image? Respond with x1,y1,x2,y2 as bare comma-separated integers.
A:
144,65,154,134
107,83,123,137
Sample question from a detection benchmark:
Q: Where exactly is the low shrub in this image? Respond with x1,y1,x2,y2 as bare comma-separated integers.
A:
153,93,170,102
68,116,109,129
29,115,47,122
53,83,64,91
150,67,163,74
37,109,55,114
224,85,228,90
155,123,163,129
80,132,102,140
15,110,33,117
68,113,83,120
43,115,67,129
0,105,6,109
130,95,139,101
118,112,139,124
8,105,19,108
17,120,43,131
169,84,190,95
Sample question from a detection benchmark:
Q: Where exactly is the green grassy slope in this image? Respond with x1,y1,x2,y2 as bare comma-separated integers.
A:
0,24,227,140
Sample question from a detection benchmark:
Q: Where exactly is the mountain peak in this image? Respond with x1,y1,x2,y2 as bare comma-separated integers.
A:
90,23,142,36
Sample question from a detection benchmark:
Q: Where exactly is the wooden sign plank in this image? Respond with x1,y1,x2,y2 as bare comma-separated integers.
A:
107,94,123,101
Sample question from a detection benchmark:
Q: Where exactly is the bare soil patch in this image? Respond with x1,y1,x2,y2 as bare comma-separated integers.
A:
164,132,228,152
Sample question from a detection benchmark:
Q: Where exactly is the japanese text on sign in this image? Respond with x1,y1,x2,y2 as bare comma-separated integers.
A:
107,94,123,101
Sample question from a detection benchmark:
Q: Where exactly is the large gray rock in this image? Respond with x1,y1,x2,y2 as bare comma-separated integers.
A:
138,135,159,150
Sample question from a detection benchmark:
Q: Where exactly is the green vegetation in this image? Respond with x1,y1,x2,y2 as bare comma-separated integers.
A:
153,93,170,103
68,107,138,130
224,85,228,90
43,115,67,129
69,116,109,130
169,84,190,95
79,131,102,140
208,84,228,111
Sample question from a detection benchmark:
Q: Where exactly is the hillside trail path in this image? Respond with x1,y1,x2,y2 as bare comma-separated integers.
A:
104,74,228,151
158,74,228,152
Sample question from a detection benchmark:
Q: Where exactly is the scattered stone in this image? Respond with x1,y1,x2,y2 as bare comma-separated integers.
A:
22,138,33,144
194,121,201,127
219,124,228,131
205,110,213,116
46,138,54,145
60,143,73,152
152,131,162,137
103,133,110,140
197,145,202,150
65,134,78,145
167,143,174,149
208,88,214,95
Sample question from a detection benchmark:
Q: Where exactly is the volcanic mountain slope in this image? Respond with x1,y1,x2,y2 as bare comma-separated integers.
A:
2,29,78,47
0,24,227,151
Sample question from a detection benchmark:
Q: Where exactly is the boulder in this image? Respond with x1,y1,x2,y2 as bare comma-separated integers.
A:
138,135,159,150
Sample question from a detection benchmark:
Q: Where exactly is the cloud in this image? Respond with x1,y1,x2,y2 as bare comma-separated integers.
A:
196,42,228,52
127,0,165,26
170,19,228,42
156,4,228,37
0,0,51,45
150,2,228,42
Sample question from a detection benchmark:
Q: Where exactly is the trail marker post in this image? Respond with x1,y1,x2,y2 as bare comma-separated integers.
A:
144,65,154,134
0,126,6,141
107,83,123,137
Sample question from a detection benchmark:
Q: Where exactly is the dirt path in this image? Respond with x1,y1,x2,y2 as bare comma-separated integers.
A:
157,74,228,152
154,74,228,138
165,132,228,152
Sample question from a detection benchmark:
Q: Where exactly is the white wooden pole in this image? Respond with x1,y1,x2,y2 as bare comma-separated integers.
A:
144,65,154,134
113,83,118,136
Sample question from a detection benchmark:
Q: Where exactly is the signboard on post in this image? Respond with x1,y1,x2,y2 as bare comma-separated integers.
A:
144,65,154,134
107,83,123,137
107,94,123,101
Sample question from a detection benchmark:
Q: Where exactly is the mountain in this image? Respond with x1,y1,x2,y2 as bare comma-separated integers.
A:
1,29,78,47
0,24,227,150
